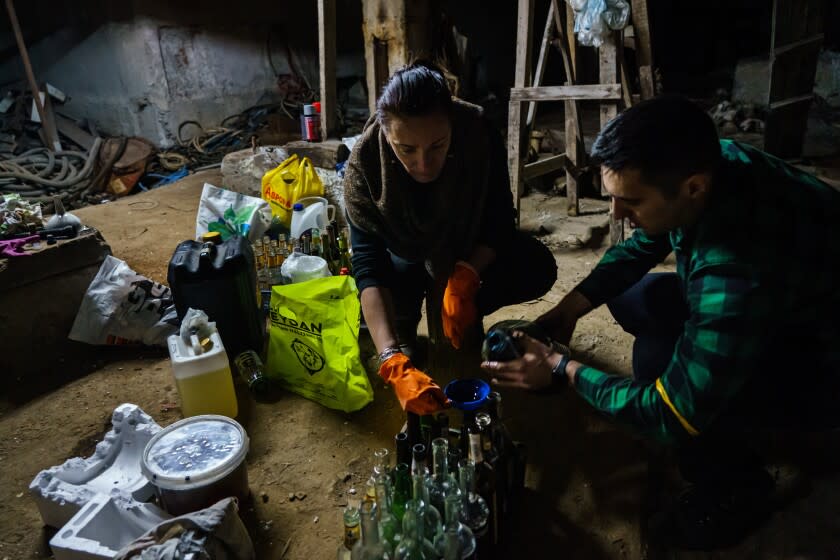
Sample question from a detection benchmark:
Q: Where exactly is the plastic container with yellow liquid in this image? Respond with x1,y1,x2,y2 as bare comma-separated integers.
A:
167,328,238,419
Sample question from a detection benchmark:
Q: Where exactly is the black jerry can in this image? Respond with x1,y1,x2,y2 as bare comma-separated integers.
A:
167,235,264,359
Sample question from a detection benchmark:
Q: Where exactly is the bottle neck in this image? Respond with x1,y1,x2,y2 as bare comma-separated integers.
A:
359,506,381,545
432,438,449,476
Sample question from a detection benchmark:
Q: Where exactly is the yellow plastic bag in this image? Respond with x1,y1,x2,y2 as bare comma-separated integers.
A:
266,275,373,413
261,154,325,229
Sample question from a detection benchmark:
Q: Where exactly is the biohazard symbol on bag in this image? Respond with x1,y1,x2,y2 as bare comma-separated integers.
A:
266,276,373,413
291,338,325,375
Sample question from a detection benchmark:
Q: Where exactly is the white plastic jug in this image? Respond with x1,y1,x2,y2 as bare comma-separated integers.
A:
290,196,335,239
167,329,238,419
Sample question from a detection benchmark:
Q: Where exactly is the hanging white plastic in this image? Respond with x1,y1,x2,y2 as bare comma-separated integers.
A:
567,0,630,48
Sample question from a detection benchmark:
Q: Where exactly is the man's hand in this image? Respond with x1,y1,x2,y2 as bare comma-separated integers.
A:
379,353,450,415
480,331,562,391
442,261,481,349
536,289,592,344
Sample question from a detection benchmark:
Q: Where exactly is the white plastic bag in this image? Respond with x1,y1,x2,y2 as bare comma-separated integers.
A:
568,0,630,47
195,183,272,243
69,255,179,346
279,252,331,284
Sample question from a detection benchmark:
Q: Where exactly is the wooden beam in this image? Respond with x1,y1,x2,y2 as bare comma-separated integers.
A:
565,99,579,216
5,0,60,151
526,1,555,129
317,0,336,140
630,0,653,67
600,31,623,244
510,84,621,102
508,0,534,226
523,152,566,180
550,0,584,160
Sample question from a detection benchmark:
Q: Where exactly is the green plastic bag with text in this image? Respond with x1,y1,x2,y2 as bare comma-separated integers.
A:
266,275,373,412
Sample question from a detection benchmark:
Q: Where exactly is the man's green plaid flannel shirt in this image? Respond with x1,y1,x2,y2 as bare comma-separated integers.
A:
572,140,840,443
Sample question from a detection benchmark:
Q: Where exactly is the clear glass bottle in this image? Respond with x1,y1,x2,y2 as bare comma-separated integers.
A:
428,437,461,515
468,414,497,546
311,227,323,258
411,472,442,545
337,497,361,560
457,459,489,538
351,501,391,560
365,447,391,505
374,473,399,554
442,493,475,560
233,349,270,396
394,500,437,560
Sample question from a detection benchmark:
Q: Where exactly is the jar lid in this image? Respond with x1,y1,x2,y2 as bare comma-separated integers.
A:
293,203,304,211
141,415,248,491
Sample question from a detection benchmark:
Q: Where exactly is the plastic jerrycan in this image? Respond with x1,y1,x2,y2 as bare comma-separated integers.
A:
167,235,264,360
290,197,335,239
167,328,238,418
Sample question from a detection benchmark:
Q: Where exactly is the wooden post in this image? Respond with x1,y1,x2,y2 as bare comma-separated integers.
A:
5,0,60,151
317,0,336,140
508,0,534,227
565,95,579,216
599,31,623,245
630,0,655,100
526,0,555,129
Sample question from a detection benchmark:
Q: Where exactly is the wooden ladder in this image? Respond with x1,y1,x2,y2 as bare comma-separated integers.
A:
508,0,654,246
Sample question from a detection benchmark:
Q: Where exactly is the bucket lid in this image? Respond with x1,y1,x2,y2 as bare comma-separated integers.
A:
141,415,249,491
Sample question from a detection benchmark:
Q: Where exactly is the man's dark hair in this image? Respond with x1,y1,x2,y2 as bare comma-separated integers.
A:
590,95,721,197
376,60,453,129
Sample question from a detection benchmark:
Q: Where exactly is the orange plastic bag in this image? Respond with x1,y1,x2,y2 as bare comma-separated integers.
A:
261,154,325,229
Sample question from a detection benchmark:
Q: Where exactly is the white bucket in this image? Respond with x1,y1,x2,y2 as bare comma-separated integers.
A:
141,415,250,516
290,196,336,239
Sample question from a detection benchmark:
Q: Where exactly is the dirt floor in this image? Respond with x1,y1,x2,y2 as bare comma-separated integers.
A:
1,169,839,559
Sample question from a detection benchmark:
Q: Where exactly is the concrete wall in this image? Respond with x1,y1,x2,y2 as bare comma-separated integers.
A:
0,0,365,147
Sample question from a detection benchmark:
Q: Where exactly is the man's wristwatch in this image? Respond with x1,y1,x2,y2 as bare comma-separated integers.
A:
550,345,571,388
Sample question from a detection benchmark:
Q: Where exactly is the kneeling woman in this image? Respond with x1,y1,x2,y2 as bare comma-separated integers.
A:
344,61,557,414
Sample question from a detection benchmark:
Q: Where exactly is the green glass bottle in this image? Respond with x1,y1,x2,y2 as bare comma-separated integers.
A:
391,463,411,524
374,473,399,555
394,500,437,560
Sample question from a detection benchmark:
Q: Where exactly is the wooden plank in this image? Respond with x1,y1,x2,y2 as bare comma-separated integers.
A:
565,98,579,216
616,30,633,108
764,97,812,158
508,0,534,226
5,0,60,151
773,33,824,56
639,65,655,100
55,114,95,150
510,84,621,102
550,0,584,160
630,0,653,67
768,40,822,102
526,0,555,129
771,0,822,48
565,2,577,78
523,152,566,180
600,31,623,245
317,0,336,140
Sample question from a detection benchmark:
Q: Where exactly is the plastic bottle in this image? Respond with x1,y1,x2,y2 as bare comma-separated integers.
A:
167,327,238,418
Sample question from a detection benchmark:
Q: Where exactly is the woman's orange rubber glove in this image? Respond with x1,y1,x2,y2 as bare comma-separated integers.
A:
442,261,480,349
378,353,450,415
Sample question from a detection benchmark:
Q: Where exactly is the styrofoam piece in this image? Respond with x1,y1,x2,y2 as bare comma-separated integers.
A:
49,492,171,560
29,403,162,528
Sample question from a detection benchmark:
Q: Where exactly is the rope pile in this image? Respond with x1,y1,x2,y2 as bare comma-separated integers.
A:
0,138,102,205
